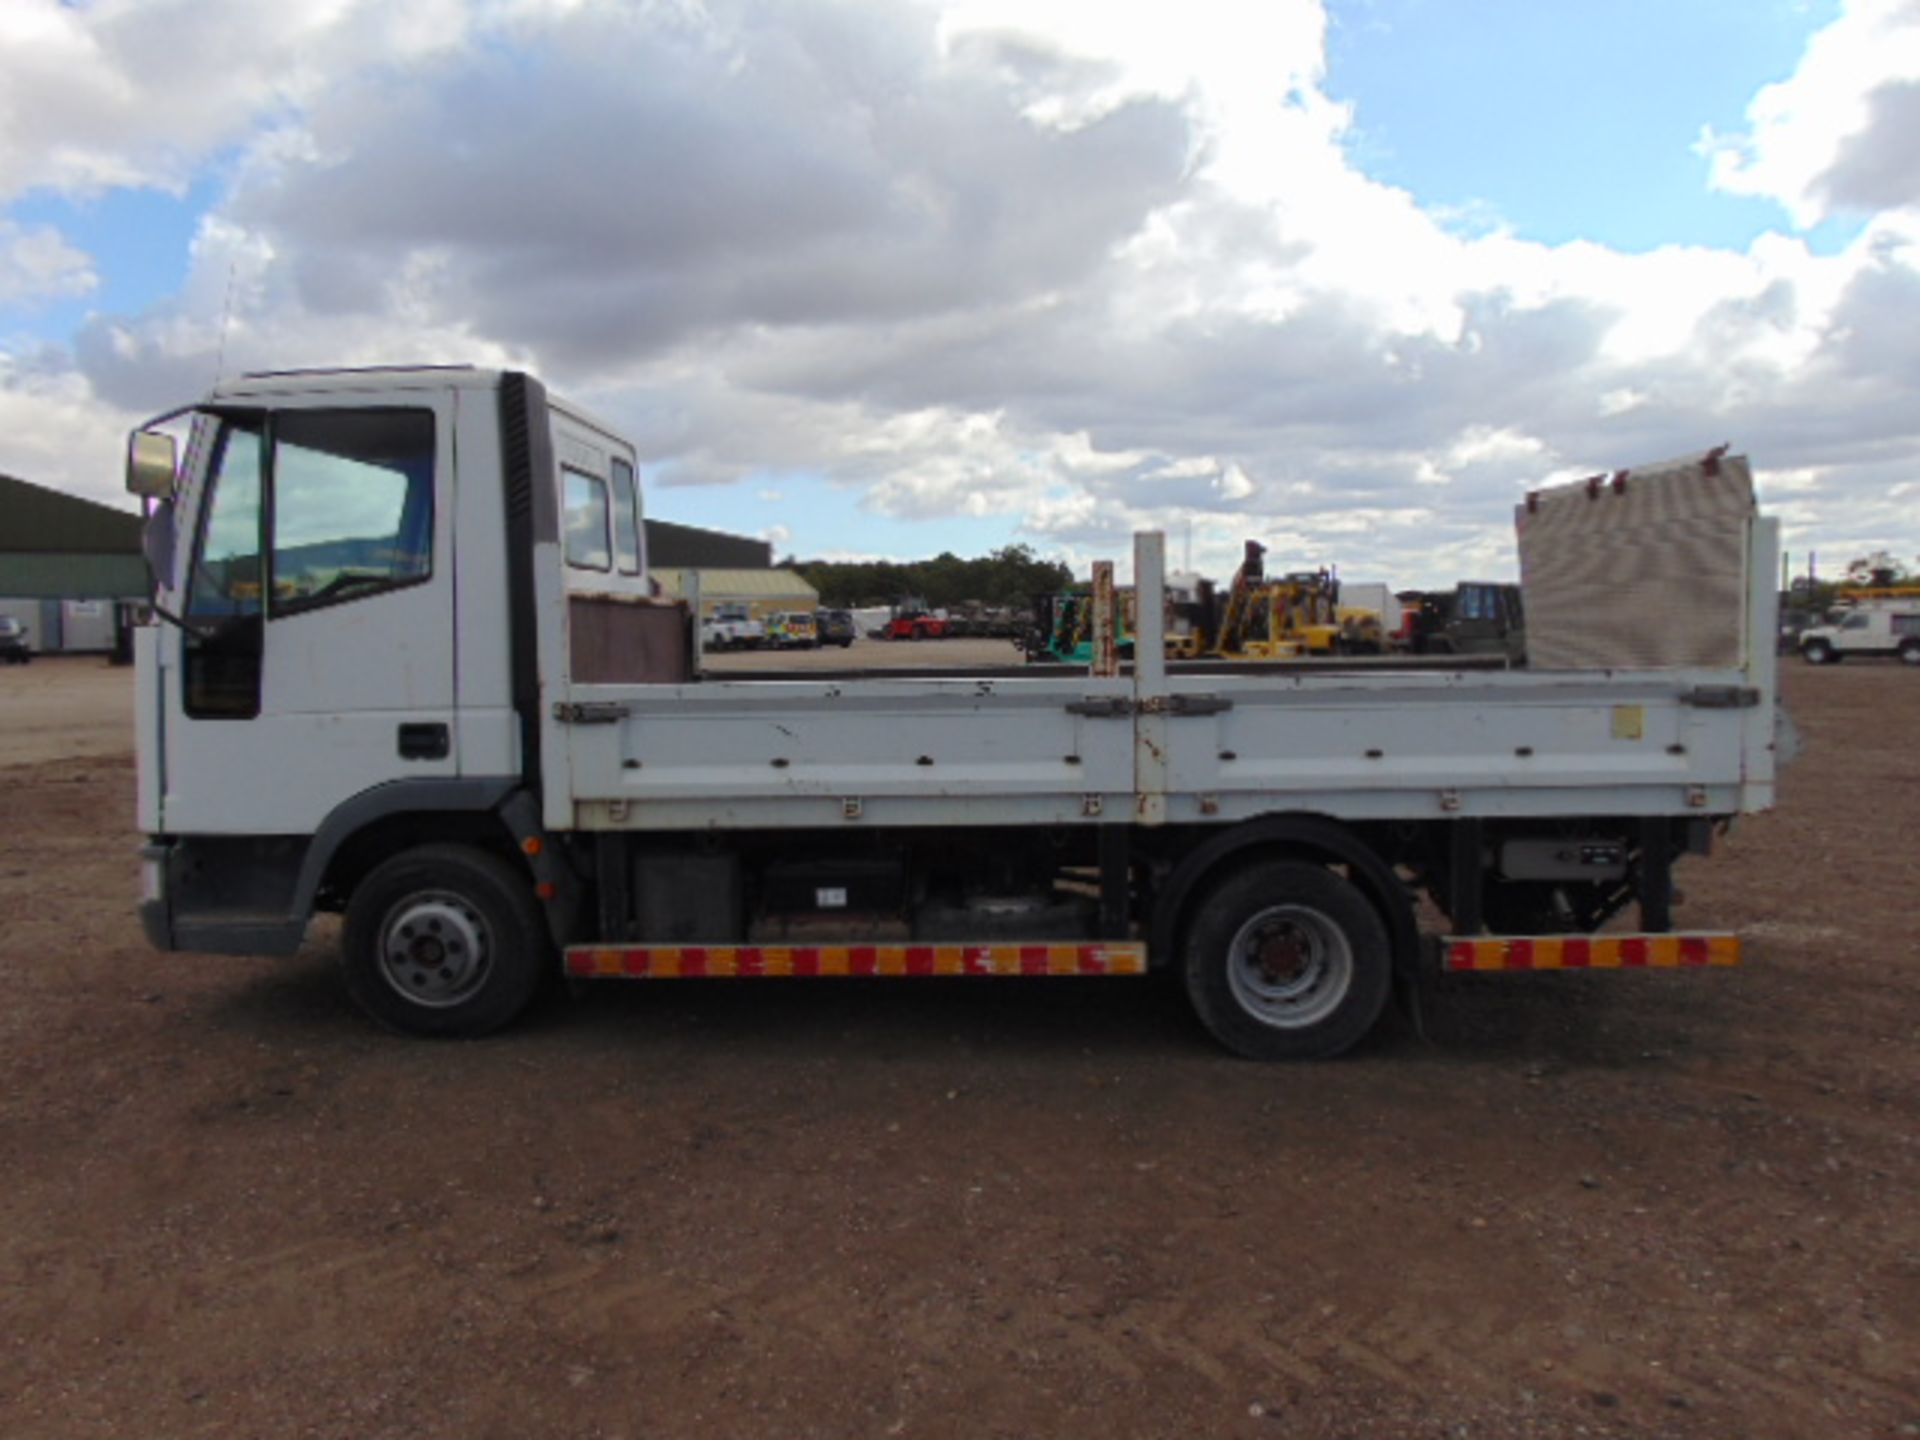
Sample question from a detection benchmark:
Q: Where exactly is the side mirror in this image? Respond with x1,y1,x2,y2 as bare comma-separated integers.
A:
126,430,177,499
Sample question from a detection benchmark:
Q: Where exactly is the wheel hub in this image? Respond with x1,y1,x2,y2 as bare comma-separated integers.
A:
379,892,490,1008
1226,903,1355,1030
1255,928,1311,986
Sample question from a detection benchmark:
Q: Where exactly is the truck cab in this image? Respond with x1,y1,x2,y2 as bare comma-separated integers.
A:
127,366,663,961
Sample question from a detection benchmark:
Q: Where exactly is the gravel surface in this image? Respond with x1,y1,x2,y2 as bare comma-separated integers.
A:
0,657,1915,1439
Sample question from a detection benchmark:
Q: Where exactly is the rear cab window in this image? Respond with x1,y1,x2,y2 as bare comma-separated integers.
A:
563,468,611,571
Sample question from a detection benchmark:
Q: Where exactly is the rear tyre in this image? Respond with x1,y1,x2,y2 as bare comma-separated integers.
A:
340,844,550,1037
1802,640,1834,665
1183,861,1392,1060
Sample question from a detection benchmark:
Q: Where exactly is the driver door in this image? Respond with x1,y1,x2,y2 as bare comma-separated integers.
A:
159,391,458,836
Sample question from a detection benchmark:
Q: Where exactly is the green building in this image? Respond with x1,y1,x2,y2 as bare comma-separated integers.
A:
0,474,149,653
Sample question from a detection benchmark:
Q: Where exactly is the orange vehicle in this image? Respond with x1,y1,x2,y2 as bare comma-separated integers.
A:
884,599,947,640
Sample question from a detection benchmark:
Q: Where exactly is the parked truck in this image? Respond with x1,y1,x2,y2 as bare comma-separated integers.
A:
125,368,1783,1060
1797,600,1920,665
700,602,764,652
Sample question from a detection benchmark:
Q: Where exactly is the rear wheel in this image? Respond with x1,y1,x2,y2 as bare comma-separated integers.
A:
340,844,549,1037
1183,862,1392,1060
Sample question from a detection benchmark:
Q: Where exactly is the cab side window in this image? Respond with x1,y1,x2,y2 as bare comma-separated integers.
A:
271,410,434,615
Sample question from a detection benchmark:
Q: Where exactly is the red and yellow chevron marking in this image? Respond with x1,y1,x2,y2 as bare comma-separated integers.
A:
1443,932,1739,973
564,941,1149,980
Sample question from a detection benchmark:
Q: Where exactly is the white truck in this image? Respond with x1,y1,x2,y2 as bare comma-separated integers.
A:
1797,600,1920,665
700,603,764,652
125,367,1783,1059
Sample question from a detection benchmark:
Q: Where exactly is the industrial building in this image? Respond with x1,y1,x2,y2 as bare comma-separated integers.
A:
652,567,819,620
0,475,148,654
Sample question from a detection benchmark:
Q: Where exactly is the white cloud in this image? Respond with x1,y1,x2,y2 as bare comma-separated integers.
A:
0,222,95,305
0,0,484,201
1702,0,1920,226
6,0,1920,585
0,354,140,507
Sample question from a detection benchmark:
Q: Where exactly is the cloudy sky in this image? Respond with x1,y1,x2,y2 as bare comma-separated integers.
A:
2,0,1916,585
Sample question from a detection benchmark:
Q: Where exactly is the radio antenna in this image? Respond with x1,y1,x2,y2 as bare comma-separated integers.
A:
212,255,238,386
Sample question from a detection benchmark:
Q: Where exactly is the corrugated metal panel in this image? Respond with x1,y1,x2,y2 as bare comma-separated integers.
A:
1517,451,1754,670
656,569,819,604
0,552,150,599
643,519,772,570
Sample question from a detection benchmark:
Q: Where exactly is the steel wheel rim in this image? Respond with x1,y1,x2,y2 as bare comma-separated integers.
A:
378,890,492,1009
1225,903,1354,1030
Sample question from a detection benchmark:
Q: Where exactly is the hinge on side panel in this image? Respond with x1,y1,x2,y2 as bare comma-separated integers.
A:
1067,697,1133,718
553,701,631,725
1681,686,1760,709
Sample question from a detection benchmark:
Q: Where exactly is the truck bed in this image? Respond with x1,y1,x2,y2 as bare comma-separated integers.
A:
547,457,1780,836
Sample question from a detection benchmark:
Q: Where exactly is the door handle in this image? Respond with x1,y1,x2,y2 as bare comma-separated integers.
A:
397,722,450,760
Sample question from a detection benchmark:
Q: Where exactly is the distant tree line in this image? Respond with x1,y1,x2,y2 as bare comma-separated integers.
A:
784,543,1075,609
1785,551,1920,614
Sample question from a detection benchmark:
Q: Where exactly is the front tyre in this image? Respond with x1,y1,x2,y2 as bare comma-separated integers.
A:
340,844,550,1037
1184,861,1391,1060
1899,639,1920,666
1802,640,1835,665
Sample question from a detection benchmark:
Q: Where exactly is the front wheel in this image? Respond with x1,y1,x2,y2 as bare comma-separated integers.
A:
1899,639,1920,666
1183,861,1392,1060
1802,640,1835,665
340,844,550,1037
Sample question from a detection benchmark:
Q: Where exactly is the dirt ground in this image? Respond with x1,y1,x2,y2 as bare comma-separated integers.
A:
0,655,1915,1439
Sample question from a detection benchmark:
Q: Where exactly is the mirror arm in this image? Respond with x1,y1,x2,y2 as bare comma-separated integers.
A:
146,601,214,640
